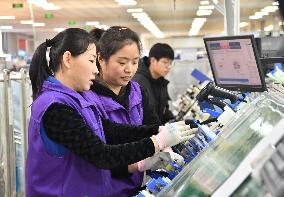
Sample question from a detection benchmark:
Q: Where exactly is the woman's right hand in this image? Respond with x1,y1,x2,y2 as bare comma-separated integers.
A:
152,121,198,150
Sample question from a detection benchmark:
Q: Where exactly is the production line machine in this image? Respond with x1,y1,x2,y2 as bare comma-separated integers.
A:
135,34,284,197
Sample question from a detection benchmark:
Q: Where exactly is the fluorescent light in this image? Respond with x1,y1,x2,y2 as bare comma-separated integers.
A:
27,0,47,4
272,1,279,6
188,28,200,36
42,3,61,10
127,8,143,13
0,26,13,30
128,8,164,38
200,1,209,5
249,15,262,20
28,0,61,10
132,12,149,19
263,6,278,13
0,16,15,20
54,28,65,32
189,18,207,36
193,18,207,24
264,25,273,31
260,9,269,16
255,12,263,17
240,22,248,28
115,0,137,6
86,21,99,26
33,22,45,27
199,5,214,10
197,9,212,16
20,20,34,24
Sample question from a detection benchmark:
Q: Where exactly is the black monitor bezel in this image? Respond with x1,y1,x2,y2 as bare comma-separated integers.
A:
204,35,267,92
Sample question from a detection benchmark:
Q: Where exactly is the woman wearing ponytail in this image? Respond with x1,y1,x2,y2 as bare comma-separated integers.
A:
27,28,196,196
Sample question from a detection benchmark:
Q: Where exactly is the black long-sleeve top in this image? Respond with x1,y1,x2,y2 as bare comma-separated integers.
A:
90,80,161,125
42,103,159,170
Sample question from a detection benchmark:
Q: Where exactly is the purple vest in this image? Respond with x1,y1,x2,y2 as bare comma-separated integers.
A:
82,81,143,197
26,79,111,197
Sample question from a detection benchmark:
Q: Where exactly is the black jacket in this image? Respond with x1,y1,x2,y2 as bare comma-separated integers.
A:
133,56,174,124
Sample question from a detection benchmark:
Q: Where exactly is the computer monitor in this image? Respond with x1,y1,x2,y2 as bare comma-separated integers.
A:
204,35,267,92
259,36,284,58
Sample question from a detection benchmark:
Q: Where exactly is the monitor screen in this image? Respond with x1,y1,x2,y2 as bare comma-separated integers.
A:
204,35,267,92
260,36,284,58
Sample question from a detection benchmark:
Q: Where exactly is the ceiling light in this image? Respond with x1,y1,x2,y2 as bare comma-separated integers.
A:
86,21,99,26
54,28,66,32
0,26,13,30
199,5,214,10
249,15,262,20
20,20,34,24
200,1,209,5
264,24,273,31
27,0,47,4
132,12,149,19
193,18,207,24
188,28,200,36
127,8,143,13
272,1,279,6
213,0,218,4
33,22,45,27
128,9,164,38
254,12,263,17
115,0,137,6
0,16,15,20
197,9,212,16
263,6,278,13
42,3,61,10
240,22,248,28
260,9,269,16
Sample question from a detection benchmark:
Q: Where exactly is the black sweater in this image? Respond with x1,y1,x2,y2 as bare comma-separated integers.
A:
43,103,159,171
133,56,174,124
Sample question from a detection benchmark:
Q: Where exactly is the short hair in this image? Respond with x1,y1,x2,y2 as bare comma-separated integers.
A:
149,43,174,61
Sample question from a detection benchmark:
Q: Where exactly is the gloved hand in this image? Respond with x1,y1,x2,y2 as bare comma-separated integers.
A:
153,121,198,150
137,152,172,172
163,147,185,166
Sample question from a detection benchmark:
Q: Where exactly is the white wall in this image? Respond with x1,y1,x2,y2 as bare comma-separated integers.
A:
141,35,205,50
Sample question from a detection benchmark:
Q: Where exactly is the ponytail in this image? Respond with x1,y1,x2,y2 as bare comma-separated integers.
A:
89,28,105,71
29,28,94,100
29,41,53,100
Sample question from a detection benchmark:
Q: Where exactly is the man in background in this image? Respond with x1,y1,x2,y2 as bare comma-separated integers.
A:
133,43,175,124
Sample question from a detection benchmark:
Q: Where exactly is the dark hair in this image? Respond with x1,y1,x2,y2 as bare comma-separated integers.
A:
89,26,142,70
89,28,105,44
29,28,95,99
149,43,174,63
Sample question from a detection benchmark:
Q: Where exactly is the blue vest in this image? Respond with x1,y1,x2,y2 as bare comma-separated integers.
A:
26,77,111,197
82,81,143,197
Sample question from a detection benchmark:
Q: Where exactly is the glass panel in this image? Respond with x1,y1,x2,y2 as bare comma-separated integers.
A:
158,92,284,196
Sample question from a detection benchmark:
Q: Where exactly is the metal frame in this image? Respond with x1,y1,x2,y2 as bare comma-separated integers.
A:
1,69,16,197
19,68,29,195
209,0,240,36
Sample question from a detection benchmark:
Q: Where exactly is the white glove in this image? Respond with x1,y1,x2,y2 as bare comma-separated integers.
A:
153,121,198,150
137,152,172,172
163,147,185,166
